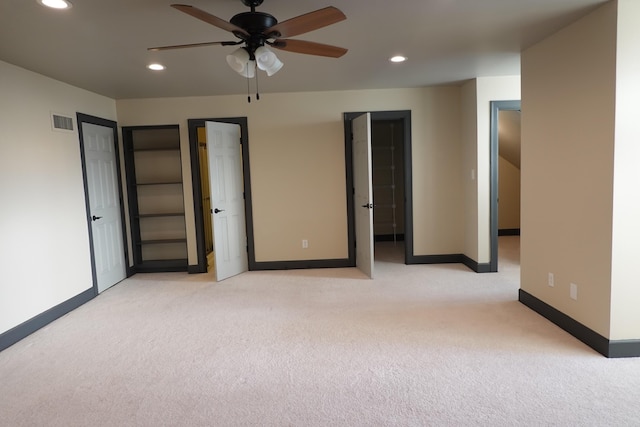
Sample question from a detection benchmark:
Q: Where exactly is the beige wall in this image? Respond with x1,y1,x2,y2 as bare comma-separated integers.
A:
116,87,465,264
461,80,479,261
610,0,640,340
498,156,521,230
461,76,521,264
521,2,617,338
0,60,117,335
0,64,467,337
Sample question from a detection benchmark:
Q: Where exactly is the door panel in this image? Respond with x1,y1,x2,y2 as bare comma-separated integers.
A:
82,122,127,292
352,113,374,278
206,121,248,281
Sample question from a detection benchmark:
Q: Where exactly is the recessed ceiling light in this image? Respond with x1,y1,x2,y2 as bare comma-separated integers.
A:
147,63,166,71
390,55,407,63
38,0,72,9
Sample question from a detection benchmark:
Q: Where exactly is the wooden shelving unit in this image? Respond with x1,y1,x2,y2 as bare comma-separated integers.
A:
372,121,405,242
123,125,188,272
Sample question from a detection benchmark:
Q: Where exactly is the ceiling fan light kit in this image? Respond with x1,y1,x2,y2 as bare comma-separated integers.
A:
149,0,347,100
255,46,283,76
226,47,256,78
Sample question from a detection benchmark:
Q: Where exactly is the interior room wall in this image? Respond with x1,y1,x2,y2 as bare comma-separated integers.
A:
461,76,521,265
115,87,465,265
521,1,617,338
0,60,118,335
610,0,640,340
498,156,521,230
461,80,479,261
497,109,521,231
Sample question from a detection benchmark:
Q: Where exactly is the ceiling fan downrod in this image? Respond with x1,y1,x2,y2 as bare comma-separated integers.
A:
241,0,264,13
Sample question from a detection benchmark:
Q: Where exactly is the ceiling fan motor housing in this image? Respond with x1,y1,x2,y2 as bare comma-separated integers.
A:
230,11,279,55
230,12,277,35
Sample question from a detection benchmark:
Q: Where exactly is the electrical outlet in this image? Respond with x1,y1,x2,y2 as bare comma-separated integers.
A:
302,239,308,249
570,283,578,300
548,273,554,287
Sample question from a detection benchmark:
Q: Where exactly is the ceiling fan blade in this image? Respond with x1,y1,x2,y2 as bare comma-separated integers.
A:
171,4,249,37
265,6,346,39
148,41,240,51
272,39,347,58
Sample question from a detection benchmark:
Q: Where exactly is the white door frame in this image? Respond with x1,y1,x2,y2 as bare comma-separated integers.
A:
77,113,129,293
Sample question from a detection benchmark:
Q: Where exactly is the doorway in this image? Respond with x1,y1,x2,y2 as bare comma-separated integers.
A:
344,110,413,271
490,101,521,272
77,113,129,293
187,117,256,274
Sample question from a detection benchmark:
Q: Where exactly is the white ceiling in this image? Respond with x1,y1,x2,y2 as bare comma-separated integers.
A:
0,0,607,100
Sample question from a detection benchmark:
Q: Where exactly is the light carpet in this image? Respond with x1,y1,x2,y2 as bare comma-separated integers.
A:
1,237,639,426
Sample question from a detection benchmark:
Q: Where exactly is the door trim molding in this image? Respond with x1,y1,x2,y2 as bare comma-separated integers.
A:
76,113,132,287
187,117,255,273
489,100,521,272
343,110,413,265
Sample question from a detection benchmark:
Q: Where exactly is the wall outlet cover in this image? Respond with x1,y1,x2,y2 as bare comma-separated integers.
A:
570,282,578,300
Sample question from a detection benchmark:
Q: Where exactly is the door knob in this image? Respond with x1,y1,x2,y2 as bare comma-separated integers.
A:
91,215,102,221
361,203,373,209
214,208,225,214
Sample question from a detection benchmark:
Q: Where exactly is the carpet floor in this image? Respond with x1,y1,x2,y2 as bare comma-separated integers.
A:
1,237,639,426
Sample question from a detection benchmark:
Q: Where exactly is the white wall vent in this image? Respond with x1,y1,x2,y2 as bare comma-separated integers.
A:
51,113,75,132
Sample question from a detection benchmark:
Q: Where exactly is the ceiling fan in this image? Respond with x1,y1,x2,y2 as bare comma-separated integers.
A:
149,0,348,78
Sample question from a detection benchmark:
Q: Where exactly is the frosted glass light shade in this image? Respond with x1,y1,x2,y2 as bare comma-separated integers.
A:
226,48,255,78
255,46,283,76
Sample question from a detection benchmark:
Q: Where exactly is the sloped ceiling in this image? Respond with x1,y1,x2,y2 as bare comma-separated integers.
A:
499,110,521,168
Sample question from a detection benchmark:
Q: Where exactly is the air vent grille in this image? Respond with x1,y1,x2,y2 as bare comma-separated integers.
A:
51,113,74,132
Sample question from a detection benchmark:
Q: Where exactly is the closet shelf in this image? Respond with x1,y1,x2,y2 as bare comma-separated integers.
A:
130,147,181,152
137,238,187,245
136,181,182,186
137,212,185,218
135,259,188,273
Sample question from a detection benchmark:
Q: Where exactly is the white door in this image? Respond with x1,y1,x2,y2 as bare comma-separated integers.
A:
82,122,127,293
352,113,374,279
206,121,248,281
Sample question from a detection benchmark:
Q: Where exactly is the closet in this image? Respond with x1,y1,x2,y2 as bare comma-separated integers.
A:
371,120,405,242
123,125,188,272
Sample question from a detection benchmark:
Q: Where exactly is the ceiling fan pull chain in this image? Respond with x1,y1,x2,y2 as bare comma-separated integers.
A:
246,67,251,103
255,68,260,101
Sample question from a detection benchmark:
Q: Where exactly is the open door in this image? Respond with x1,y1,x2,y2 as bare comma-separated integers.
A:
206,121,248,281
352,113,374,278
78,118,127,293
